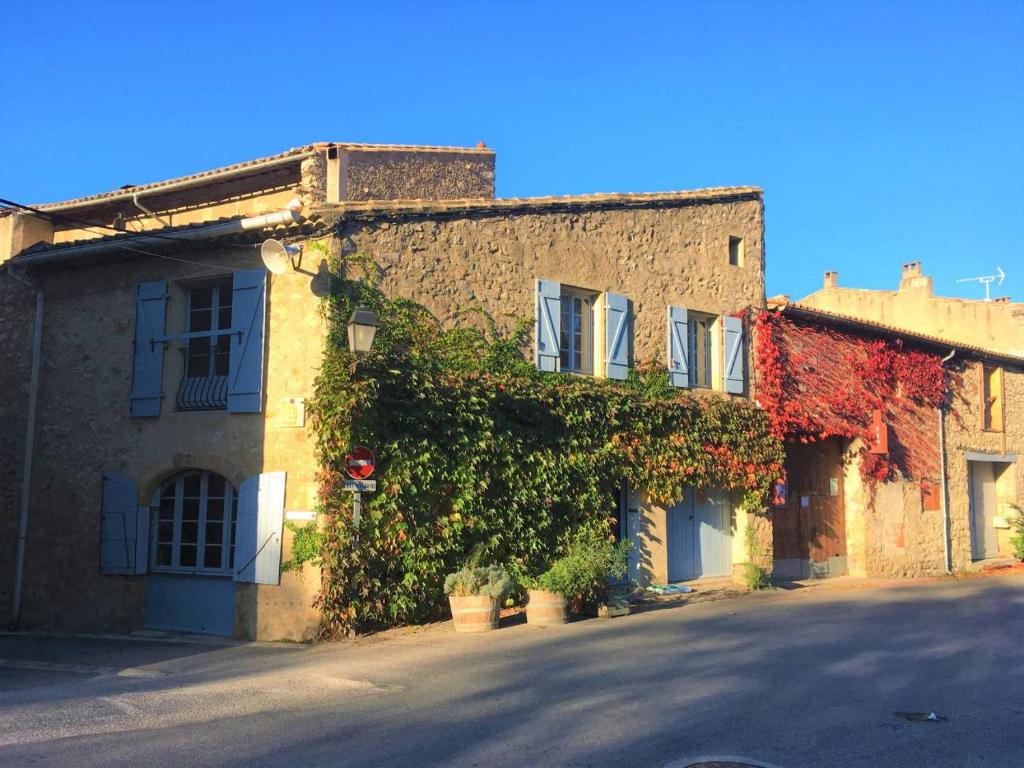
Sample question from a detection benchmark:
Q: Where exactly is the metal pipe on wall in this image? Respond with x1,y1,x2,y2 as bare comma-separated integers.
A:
939,349,957,575
8,271,43,627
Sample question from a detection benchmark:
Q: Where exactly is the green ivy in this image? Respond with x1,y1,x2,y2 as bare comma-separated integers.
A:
280,522,323,573
309,256,785,636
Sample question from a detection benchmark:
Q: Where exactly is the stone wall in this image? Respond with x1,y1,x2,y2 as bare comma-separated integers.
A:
0,274,36,625
333,192,765,587
9,247,326,640
944,360,1023,567
334,194,764,365
340,147,495,201
799,264,1024,358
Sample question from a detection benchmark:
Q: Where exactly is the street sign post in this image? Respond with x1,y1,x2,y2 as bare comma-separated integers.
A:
346,446,375,480
344,447,376,531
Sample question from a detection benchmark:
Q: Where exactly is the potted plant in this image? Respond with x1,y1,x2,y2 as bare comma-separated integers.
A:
524,561,573,626
444,563,513,633
525,529,633,625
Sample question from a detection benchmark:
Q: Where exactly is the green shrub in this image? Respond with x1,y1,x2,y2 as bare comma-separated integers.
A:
444,565,513,599
528,529,631,602
1009,504,1024,563
742,517,772,590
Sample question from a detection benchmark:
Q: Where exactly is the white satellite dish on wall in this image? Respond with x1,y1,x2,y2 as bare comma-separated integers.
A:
260,239,302,275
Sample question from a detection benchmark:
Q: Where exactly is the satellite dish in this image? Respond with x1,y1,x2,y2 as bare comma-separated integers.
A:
260,239,301,275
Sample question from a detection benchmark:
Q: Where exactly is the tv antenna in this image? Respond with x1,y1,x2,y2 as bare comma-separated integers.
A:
956,266,1006,301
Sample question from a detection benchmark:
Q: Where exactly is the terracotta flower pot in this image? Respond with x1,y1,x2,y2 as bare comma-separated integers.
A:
448,594,500,633
526,589,569,626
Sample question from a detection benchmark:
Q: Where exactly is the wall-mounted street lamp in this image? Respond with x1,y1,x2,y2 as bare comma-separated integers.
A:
347,308,378,355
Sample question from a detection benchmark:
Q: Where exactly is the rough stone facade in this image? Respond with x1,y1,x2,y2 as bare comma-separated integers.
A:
337,147,495,202
799,261,1024,358
944,360,1023,567
762,307,1022,579
0,275,35,626
330,192,764,362
4,250,325,639
328,190,766,587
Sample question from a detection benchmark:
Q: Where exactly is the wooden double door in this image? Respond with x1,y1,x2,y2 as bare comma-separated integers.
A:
773,438,847,575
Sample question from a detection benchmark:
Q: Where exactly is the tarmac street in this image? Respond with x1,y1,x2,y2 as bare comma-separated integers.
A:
1,574,1022,768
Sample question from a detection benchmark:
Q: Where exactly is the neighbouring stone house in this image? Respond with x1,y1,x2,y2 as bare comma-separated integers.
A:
0,141,766,639
757,271,1023,580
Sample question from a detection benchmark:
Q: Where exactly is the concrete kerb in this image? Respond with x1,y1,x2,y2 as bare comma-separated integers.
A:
0,629,309,650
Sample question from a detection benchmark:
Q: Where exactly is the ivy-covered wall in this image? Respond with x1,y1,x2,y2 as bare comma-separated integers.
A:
309,266,784,637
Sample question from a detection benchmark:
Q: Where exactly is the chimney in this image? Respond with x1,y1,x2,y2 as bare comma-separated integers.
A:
824,270,839,288
899,260,933,295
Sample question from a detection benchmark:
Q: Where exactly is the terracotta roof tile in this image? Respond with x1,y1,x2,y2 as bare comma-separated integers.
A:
318,186,762,219
28,142,493,211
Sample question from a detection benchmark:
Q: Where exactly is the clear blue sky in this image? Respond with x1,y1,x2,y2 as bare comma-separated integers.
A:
2,1,1021,301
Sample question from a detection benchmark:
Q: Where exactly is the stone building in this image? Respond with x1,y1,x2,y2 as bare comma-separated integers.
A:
0,141,764,639
759,279,1023,581
800,262,1024,357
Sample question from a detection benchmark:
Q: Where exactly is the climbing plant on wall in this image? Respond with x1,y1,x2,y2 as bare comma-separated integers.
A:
309,257,784,637
753,310,948,484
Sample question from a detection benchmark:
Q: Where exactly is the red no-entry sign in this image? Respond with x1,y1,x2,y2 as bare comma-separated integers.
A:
346,446,376,480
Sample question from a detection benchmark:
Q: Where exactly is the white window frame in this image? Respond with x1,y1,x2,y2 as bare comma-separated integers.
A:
559,286,597,375
689,312,716,389
150,470,238,576
178,279,234,411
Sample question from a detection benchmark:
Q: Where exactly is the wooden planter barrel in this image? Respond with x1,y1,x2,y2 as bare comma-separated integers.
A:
526,589,569,626
448,594,500,633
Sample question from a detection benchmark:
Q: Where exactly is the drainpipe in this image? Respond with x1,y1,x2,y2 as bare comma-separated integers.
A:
7,269,43,628
938,349,956,575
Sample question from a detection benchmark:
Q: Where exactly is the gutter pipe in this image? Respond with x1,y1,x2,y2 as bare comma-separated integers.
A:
8,270,42,628
12,208,304,270
939,349,956,575
37,151,317,213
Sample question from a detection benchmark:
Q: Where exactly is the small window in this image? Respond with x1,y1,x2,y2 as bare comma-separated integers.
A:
152,470,238,575
729,236,744,267
179,280,233,410
689,313,714,388
982,365,1003,432
559,287,595,374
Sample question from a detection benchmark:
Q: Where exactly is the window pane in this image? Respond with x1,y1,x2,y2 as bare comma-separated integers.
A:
559,298,570,368
159,497,175,521
218,285,233,310
181,521,198,545
214,335,231,377
218,305,232,331
205,521,223,543
190,287,213,310
204,546,223,569
572,297,583,371
182,498,200,520
183,474,201,498
207,474,225,497
189,308,212,333
156,544,172,566
179,545,197,567
158,521,174,542
206,498,224,521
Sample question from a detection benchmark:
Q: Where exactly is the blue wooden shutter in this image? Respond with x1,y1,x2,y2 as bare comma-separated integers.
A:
535,279,561,372
604,292,630,380
130,281,167,417
723,315,745,394
100,472,148,575
667,305,690,388
234,471,286,585
228,270,267,413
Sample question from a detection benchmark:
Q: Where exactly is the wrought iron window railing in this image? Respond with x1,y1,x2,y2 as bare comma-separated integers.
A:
176,348,228,410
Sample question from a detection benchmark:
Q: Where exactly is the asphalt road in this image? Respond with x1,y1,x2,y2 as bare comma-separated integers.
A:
1,575,1023,768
